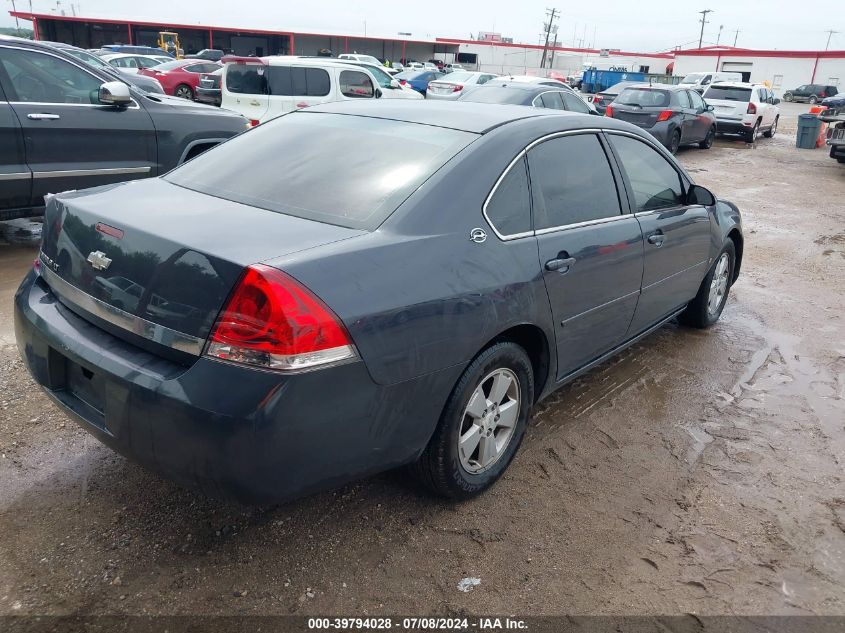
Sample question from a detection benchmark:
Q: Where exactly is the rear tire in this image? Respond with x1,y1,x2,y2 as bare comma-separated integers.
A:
679,241,736,329
668,129,681,155
746,121,760,143
409,342,534,499
783,92,794,102
174,84,194,100
699,126,715,149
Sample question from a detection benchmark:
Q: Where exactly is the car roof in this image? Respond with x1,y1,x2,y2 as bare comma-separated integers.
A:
469,81,565,95
305,100,571,133
705,82,760,89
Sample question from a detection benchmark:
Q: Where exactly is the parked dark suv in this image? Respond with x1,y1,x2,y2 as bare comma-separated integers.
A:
783,84,838,104
0,36,247,220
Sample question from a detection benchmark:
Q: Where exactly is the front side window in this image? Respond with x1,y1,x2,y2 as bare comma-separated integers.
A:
528,134,621,229
166,112,477,230
485,157,531,236
184,64,205,74
0,47,102,103
688,90,706,110
609,134,684,213
339,70,374,98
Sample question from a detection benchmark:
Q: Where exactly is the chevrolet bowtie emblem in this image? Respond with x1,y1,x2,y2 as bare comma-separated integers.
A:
87,250,112,271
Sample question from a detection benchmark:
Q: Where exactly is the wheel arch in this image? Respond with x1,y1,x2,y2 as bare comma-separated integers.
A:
727,227,743,283
485,323,552,404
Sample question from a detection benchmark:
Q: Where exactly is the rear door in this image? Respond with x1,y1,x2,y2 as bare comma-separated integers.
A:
676,89,696,141
606,132,711,335
222,62,270,122
0,44,157,208
0,68,32,214
529,132,644,378
280,65,333,112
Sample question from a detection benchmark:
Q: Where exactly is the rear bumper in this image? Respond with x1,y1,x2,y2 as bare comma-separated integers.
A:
715,118,752,134
195,88,221,105
14,270,449,503
425,91,461,100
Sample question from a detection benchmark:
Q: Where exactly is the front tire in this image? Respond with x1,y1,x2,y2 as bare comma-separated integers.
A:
409,342,534,499
679,241,736,328
699,126,715,149
809,95,818,104
783,92,794,102
763,116,778,138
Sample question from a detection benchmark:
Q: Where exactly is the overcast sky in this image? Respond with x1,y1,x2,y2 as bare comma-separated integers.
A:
3,0,842,52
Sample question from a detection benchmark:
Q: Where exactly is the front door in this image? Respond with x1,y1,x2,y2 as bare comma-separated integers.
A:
0,78,31,214
687,89,712,141
0,45,156,208
528,132,644,379
606,133,711,335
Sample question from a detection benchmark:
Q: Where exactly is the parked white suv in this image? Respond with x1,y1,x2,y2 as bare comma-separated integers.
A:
221,57,384,124
338,53,382,66
702,82,780,142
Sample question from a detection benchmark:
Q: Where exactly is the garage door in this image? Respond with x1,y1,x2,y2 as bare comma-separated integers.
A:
722,62,752,82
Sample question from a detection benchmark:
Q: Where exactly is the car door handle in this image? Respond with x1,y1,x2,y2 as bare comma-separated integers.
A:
545,256,576,272
27,113,60,120
647,232,665,247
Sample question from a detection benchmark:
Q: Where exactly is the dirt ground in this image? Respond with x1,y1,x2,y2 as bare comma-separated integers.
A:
1,113,843,617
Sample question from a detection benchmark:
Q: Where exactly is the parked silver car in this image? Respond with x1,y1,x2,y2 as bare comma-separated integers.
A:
426,71,500,100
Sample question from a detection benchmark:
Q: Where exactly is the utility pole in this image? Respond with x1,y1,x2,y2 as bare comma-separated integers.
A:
540,7,559,68
698,9,713,49
716,24,723,45
732,29,740,47
10,0,20,31
825,30,838,50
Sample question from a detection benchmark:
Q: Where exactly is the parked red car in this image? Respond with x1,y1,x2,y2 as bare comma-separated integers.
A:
138,60,221,99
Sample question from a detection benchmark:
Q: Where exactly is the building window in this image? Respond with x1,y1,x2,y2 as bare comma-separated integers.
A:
772,75,783,89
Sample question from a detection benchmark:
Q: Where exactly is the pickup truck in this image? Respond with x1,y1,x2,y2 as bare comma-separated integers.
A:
0,36,248,221
819,105,845,164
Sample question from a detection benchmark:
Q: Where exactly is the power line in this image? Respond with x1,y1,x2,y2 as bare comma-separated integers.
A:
825,30,838,50
698,9,713,49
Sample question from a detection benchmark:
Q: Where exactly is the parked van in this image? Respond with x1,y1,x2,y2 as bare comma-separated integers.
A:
221,57,384,124
678,71,743,93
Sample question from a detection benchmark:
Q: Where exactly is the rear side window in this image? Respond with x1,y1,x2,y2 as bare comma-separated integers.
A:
561,91,591,113
166,112,477,230
676,90,691,108
291,67,330,96
536,92,564,109
226,65,267,94
528,134,621,229
704,86,751,101
485,157,531,237
339,70,374,98
608,134,684,212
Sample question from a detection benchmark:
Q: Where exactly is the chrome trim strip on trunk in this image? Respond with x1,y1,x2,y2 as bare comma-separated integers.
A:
33,167,151,179
38,254,204,356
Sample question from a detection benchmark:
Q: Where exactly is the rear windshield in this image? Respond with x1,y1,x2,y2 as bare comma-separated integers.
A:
615,88,670,107
442,71,474,83
165,112,477,230
459,86,529,105
704,86,751,101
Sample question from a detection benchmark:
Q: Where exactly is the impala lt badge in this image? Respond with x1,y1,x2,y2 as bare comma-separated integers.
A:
87,250,112,271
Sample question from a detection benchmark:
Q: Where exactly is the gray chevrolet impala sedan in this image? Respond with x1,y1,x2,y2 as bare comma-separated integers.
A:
14,101,743,503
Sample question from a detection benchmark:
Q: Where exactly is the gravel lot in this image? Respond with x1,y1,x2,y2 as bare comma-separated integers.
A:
1,112,843,617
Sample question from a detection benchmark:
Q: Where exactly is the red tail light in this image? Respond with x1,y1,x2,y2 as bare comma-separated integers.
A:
451,84,463,92
399,79,408,86
205,265,356,371
747,102,757,114
249,119,260,127
605,105,614,117
819,91,827,98
656,110,673,122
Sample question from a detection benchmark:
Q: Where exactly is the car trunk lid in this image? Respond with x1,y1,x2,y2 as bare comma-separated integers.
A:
39,179,363,359
609,105,663,128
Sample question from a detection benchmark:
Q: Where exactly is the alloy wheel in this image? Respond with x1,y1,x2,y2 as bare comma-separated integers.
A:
707,253,730,316
458,368,521,474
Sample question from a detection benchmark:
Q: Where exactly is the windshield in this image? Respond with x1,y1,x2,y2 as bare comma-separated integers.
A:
681,73,706,84
459,86,528,105
166,112,477,230
703,86,751,101
615,88,669,107
360,65,392,88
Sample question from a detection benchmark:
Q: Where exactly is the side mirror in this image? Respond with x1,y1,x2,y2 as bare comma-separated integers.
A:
707,104,714,111
374,88,382,99
390,79,400,89
99,81,131,106
687,184,716,207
